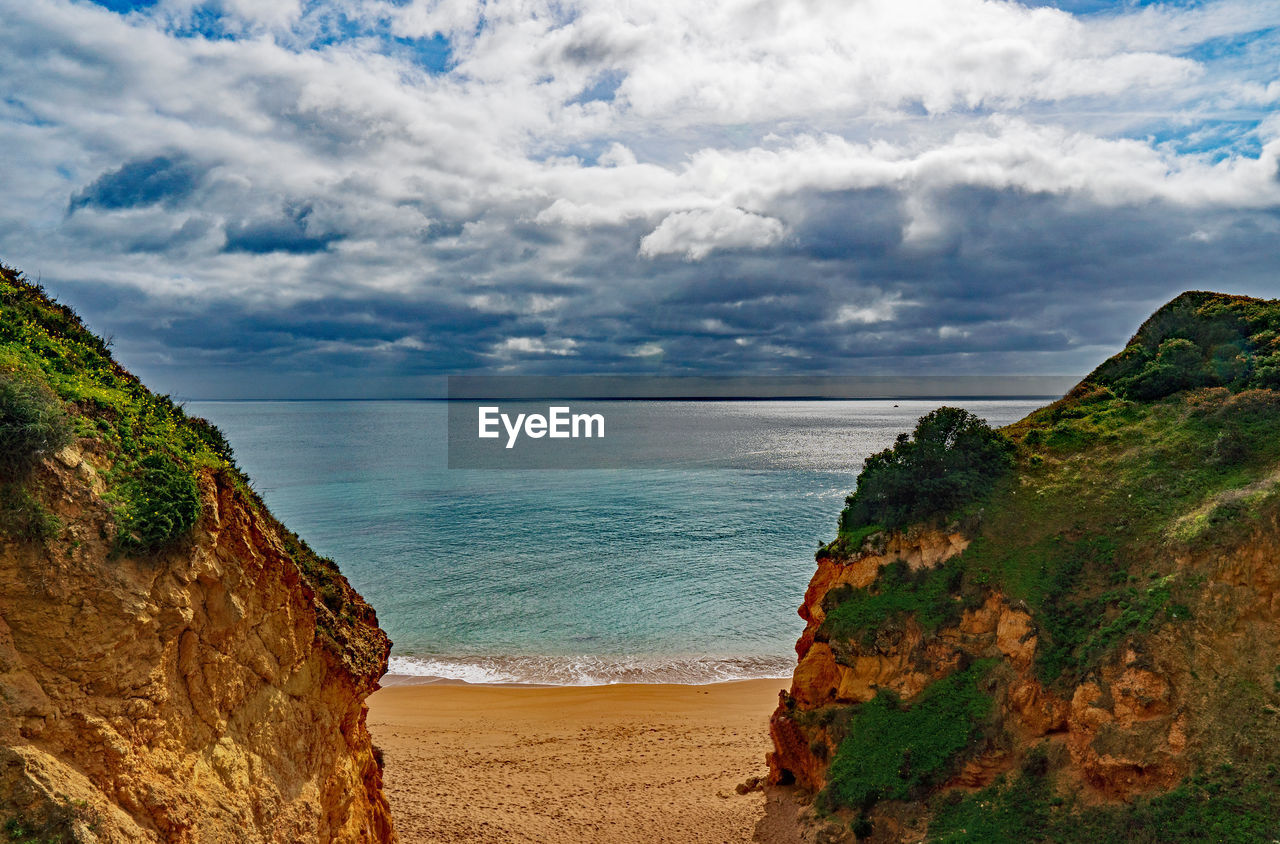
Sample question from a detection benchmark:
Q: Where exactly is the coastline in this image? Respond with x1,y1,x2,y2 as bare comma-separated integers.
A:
382,653,799,687
366,677,801,843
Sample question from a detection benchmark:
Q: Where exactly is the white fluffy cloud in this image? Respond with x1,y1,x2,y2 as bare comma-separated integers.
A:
639,207,787,260
3,0,1276,289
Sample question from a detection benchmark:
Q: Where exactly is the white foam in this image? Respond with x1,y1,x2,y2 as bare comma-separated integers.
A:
385,654,793,686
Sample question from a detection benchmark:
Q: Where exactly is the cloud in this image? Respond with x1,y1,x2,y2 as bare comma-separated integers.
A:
836,293,916,326
0,0,1277,396
626,342,663,357
223,205,340,254
491,337,580,357
639,207,787,260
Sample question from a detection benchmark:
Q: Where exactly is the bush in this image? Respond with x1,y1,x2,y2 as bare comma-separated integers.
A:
115,454,201,554
821,660,995,813
840,407,1014,533
187,416,236,467
1088,292,1280,398
929,760,1280,843
0,370,72,478
0,483,61,543
821,558,965,644
1120,338,1210,400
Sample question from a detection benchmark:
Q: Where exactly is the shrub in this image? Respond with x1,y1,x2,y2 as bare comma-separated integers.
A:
840,407,1014,533
1120,338,1210,400
1088,291,1280,398
821,558,965,644
821,660,995,813
187,416,236,467
0,369,72,478
0,483,61,543
115,454,201,554
929,760,1280,843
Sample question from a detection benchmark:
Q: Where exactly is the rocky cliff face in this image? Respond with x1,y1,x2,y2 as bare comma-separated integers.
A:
0,445,395,843
0,265,394,842
771,510,1280,841
769,292,1280,841
768,527,1188,799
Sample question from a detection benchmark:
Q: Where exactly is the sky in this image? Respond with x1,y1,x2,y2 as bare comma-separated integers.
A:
1,0,1279,398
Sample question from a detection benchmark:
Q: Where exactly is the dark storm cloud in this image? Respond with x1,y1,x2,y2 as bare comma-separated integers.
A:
785,189,907,260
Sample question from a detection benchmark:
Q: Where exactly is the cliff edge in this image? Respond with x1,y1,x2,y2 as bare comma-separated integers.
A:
770,291,1280,841
0,264,395,842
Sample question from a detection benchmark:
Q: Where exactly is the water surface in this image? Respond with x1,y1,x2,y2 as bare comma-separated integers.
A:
185,399,1043,684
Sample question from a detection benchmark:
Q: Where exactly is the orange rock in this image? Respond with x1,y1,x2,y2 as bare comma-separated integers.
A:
0,455,395,842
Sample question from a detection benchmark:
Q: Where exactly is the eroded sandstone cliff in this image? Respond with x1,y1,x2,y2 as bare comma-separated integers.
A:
769,292,1280,841
0,265,395,842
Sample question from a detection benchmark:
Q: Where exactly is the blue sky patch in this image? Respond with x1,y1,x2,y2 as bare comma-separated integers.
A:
81,0,159,13
68,154,203,213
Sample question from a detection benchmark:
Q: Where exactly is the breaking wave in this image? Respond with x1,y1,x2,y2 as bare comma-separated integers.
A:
384,653,794,686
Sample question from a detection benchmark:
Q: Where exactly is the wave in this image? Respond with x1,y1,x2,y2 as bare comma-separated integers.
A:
384,653,794,686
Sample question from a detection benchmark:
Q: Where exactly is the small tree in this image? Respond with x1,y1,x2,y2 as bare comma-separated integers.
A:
840,407,1014,532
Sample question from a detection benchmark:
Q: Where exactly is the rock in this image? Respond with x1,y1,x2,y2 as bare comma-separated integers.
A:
0,460,395,842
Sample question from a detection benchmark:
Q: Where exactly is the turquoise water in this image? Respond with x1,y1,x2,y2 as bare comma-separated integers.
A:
185,399,1043,684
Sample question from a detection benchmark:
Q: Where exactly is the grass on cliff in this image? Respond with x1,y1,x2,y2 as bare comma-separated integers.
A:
0,262,377,666
927,756,1280,843
1088,290,1280,401
821,660,998,816
975,383,1277,685
822,380,1280,687
0,265,222,552
812,291,1280,836
819,557,979,646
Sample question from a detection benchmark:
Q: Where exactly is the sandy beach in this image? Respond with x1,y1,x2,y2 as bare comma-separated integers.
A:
366,678,802,843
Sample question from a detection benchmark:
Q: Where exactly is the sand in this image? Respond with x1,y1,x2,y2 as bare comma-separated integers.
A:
366,678,805,844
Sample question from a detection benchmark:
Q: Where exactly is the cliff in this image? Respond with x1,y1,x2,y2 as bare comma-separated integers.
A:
770,292,1280,841
0,265,395,842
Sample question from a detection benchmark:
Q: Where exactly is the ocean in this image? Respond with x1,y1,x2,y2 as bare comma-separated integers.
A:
184,399,1045,685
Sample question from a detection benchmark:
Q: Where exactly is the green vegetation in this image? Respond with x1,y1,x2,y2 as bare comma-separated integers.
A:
819,558,976,645
1,798,94,844
1036,571,1183,684
113,453,201,554
0,366,73,542
823,522,882,557
822,660,996,814
928,759,1280,843
3,816,69,844
0,336,73,543
0,263,220,550
1090,291,1280,400
806,291,1280,839
0,261,375,668
820,381,1244,685
839,406,1014,535
0,484,61,543
0,369,71,478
